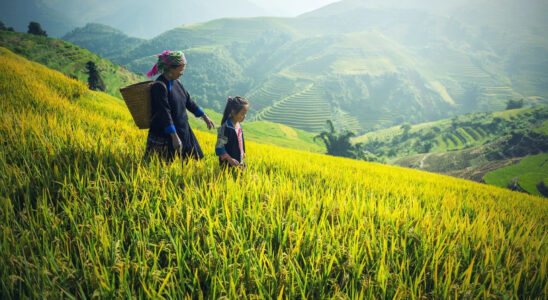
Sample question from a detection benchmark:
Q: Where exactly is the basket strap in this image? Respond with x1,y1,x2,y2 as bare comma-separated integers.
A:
155,81,168,94
150,81,169,124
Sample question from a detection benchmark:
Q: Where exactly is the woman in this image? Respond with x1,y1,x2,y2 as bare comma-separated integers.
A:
144,50,215,161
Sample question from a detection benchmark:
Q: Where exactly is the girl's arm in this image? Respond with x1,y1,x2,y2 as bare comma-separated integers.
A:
215,126,239,166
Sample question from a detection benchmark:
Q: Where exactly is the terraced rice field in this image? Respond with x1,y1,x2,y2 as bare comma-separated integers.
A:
450,62,517,110
333,110,362,133
255,83,332,132
437,127,489,150
246,76,303,112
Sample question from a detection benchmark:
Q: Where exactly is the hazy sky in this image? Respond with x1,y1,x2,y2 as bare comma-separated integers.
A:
248,0,341,16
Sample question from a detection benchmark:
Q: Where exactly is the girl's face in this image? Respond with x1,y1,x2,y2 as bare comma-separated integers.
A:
232,105,249,123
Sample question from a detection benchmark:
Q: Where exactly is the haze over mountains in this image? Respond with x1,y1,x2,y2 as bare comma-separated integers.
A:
2,0,545,133
0,0,269,38
61,0,548,133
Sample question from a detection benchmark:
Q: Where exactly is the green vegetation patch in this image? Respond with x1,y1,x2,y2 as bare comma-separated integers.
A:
484,153,548,196
534,119,548,135
0,30,144,98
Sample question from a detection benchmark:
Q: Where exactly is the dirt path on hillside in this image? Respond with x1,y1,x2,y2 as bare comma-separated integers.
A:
444,157,523,182
419,153,432,169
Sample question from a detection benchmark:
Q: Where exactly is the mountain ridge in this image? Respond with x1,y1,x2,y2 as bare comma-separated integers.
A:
0,0,271,38
62,2,548,133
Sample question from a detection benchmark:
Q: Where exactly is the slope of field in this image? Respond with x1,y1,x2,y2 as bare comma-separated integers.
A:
1,48,547,298
187,109,325,153
0,30,144,98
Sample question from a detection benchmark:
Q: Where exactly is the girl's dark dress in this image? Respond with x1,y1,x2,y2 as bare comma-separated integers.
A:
145,74,204,161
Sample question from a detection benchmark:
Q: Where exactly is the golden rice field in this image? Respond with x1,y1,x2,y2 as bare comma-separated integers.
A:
0,47,547,299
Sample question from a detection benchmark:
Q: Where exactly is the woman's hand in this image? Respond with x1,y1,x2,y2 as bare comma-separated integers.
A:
201,114,215,130
171,133,182,153
228,158,240,167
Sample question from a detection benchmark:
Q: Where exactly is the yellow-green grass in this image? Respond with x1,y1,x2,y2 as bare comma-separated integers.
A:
484,154,548,197
1,47,547,298
187,110,325,153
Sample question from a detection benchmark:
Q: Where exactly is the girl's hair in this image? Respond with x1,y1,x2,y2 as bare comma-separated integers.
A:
221,96,249,125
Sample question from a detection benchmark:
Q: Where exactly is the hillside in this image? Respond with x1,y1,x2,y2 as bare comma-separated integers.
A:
62,1,548,134
0,30,144,98
353,107,548,194
354,107,548,155
0,48,548,298
0,29,322,152
61,23,145,62
1,46,547,298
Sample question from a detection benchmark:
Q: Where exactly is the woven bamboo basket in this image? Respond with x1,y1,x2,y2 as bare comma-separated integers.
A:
119,81,154,129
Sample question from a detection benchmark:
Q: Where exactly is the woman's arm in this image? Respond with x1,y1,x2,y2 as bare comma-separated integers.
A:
181,84,215,129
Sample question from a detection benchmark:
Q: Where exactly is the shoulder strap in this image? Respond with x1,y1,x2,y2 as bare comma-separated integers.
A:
153,80,168,93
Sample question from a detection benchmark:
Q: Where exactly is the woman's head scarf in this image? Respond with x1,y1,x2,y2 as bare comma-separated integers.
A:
146,50,186,77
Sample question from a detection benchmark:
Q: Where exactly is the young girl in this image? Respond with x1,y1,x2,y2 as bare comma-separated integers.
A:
215,96,249,169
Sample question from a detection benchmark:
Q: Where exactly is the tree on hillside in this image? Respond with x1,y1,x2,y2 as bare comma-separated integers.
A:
315,120,358,158
400,123,411,140
0,21,14,32
506,99,524,110
85,61,105,91
27,22,47,36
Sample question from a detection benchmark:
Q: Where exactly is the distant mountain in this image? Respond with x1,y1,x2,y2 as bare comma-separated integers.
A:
62,0,548,134
62,24,145,62
0,0,76,37
0,0,270,38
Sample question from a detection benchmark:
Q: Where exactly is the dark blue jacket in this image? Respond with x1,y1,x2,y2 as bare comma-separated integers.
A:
149,75,204,136
215,118,245,165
